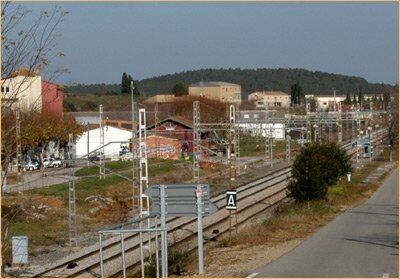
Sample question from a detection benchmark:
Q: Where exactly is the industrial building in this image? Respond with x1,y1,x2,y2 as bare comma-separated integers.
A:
75,125,132,158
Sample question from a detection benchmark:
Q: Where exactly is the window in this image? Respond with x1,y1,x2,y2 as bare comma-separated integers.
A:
1,87,4,93
244,114,249,119
6,87,9,93
254,114,259,119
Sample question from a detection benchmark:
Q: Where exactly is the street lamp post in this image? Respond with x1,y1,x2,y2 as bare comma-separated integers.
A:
87,122,90,166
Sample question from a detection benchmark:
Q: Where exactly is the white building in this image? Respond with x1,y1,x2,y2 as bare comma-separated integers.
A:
1,74,42,110
248,91,291,108
238,110,285,140
75,126,132,158
305,94,346,111
238,123,285,140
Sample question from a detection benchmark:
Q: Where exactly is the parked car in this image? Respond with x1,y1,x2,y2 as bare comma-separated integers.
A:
43,159,52,168
120,152,133,161
88,152,102,161
24,161,39,171
50,158,63,168
43,158,63,168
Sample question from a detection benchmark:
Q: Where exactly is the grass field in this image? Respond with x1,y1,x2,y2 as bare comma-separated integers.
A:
1,158,189,263
240,136,301,157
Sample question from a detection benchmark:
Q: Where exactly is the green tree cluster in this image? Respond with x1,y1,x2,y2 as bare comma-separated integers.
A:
383,91,391,110
287,142,352,202
121,72,140,95
290,82,304,105
171,82,188,96
357,87,364,106
344,92,352,104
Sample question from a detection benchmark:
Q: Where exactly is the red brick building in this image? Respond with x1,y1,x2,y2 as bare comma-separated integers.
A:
41,80,64,118
147,135,182,160
147,116,209,154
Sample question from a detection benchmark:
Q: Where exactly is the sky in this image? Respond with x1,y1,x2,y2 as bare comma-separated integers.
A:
17,2,398,85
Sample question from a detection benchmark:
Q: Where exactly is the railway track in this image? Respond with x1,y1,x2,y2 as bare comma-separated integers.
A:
24,129,387,278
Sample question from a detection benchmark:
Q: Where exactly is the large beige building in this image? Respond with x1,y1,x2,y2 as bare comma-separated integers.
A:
248,91,290,108
1,69,42,110
145,94,177,104
188,81,241,103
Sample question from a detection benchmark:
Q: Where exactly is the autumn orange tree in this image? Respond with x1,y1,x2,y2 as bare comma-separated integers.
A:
1,109,84,178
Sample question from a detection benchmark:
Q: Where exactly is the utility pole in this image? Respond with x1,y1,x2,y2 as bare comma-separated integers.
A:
15,107,22,184
328,114,333,142
320,109,325,142
138,108,151,272
86,122,90,167
306,101,311,142
68,133,77,246
337,102,342,143
351,105,356,142
285,129,291,161
356,112,361,166
234,107,240,175
193,101,200,183
131,82,140,217
333,89,337,113
99,104,105,179
155,102,159,159
264,104,273,166
228,104,238,237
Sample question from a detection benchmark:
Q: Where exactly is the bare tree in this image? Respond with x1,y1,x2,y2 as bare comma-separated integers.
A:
1,2,70,187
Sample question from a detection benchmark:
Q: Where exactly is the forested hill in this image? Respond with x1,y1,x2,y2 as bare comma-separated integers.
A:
64,68,394,97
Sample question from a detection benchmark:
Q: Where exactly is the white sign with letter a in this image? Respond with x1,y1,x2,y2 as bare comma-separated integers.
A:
226,190,237,210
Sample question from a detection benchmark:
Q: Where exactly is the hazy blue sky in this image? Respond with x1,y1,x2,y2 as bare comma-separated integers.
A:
20,2,398,85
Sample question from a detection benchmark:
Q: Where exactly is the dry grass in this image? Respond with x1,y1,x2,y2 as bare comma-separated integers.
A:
182,160,395,277
227,161,386,249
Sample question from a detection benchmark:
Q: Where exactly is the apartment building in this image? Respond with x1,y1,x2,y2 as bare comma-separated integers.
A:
1,70,42,110
1,68,64,118
188,81,242,104
248,91,290,108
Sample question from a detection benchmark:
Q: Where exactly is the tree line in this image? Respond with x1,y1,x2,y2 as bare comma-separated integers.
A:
64,68,395,98
342,89,391,109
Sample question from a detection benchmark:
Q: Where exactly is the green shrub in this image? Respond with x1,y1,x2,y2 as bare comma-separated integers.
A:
287,142,352,201
145,249,190,277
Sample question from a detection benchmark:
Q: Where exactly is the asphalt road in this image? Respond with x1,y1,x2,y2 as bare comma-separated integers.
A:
251,168,399,278
6,165,83,192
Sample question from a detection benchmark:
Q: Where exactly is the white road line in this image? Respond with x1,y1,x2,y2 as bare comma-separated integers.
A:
382,273,390,278
247,272,259,278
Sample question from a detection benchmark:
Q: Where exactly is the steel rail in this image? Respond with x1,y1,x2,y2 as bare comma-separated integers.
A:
27,129,387,278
